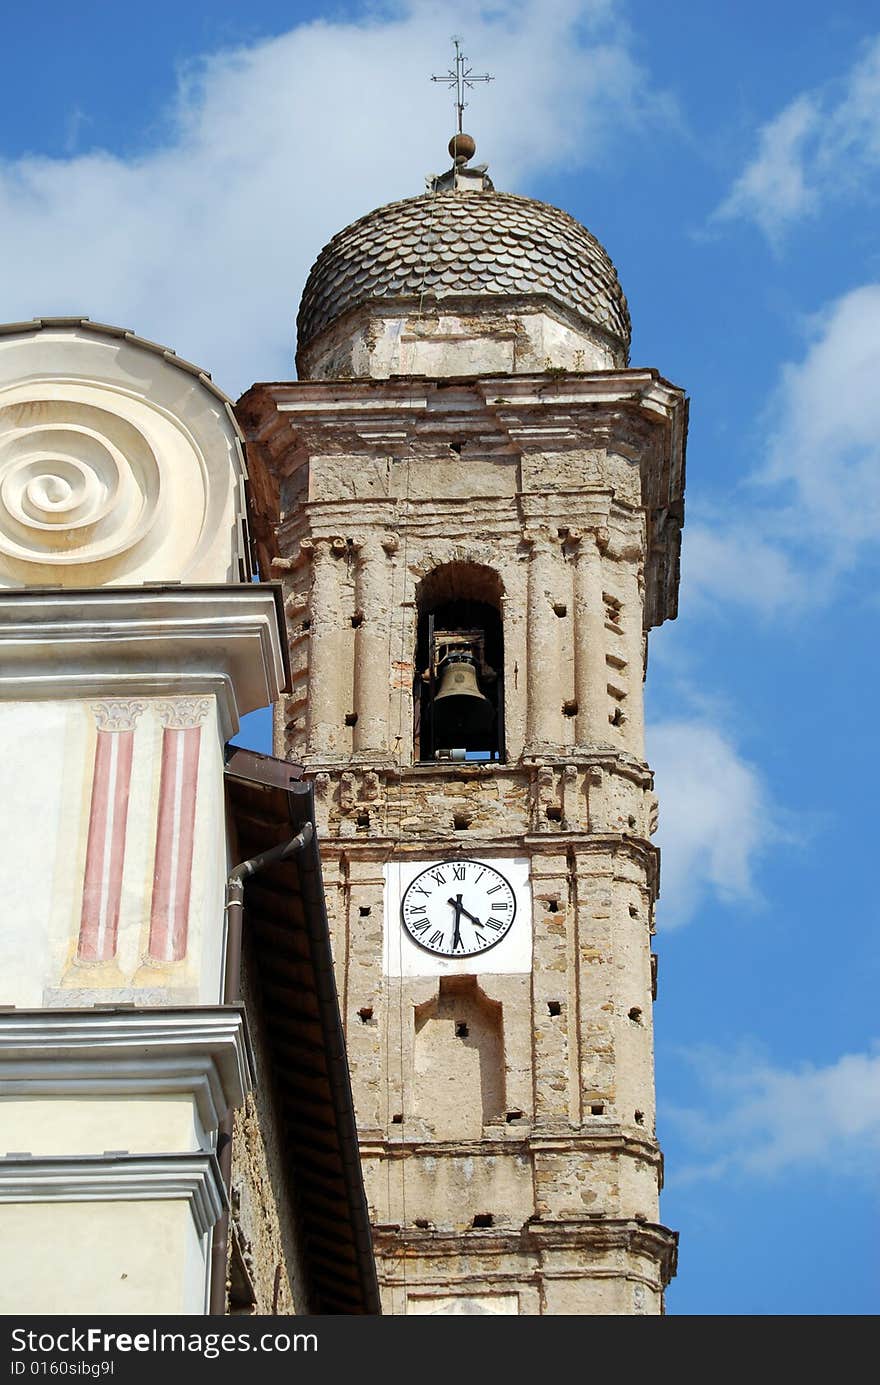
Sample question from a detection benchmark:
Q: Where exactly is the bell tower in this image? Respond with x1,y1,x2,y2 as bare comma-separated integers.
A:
239,132,686,1315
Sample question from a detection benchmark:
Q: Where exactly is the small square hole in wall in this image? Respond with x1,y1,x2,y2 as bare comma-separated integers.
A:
358,1006,374,1024
547,1000,562,1017
506,1110,524,1123
562,699,578,717
453,814,471,831
356,812,370,830
628,1007,643,1023
351,612,364,628
301,618,311,631
629,904,639,919
359,905,371,917
391,1113,403,1125
472,1213,494,1228
414,1218,433,1229
345,712,358,727
634,1110,645,1126
455,1021,469,1039
590,1103,605,1116
627,815,637,828
545,804,562,822
546,898,560,913
553,602,568,618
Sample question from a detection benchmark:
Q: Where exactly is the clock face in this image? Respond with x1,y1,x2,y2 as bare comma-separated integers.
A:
400,859,517,957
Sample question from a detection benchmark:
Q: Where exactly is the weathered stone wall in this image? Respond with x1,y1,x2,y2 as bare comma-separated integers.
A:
228,936,309,1314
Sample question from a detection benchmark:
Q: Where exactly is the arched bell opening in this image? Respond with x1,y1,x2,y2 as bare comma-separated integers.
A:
414,563,505,763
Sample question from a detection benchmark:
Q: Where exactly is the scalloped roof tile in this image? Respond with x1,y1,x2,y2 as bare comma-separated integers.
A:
296,190,631,365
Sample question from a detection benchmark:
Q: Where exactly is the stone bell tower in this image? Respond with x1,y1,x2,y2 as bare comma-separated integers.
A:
239,134,687,1315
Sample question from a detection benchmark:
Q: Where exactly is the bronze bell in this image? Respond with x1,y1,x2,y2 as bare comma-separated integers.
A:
433,652,493,749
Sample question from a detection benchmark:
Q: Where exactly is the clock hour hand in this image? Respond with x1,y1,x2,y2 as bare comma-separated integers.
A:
448,895,484,930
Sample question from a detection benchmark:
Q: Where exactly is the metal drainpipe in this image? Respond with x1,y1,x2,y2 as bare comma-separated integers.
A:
208,821,314,1317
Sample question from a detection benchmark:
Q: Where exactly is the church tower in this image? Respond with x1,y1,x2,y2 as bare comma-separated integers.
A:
239,130,686,1314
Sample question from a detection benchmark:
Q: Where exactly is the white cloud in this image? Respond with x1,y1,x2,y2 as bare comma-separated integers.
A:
647,720,780,929
0,0,661,395
666,1041,880,1183
715,35,880,240
680,520,803,618
762,284,880,557
715,95,819,242
677,282,880,615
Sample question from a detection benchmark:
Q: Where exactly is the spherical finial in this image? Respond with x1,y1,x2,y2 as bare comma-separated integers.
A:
448,132,476,165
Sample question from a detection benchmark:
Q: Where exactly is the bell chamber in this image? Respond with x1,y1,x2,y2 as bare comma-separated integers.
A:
418,618,503,762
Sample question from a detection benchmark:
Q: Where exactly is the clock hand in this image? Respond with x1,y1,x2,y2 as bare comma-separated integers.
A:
448,895,464,950
448,897,484,930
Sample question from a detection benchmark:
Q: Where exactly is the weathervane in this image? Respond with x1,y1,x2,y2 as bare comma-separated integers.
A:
432,36,493,137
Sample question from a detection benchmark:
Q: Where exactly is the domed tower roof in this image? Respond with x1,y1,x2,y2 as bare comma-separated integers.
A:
295,149,631,381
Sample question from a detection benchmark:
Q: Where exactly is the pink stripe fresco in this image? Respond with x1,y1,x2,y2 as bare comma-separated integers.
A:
77,729,135,962
148,725,202,962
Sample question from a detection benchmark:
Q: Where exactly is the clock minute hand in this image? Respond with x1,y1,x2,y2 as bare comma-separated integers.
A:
448,896,484,929
448,895,464,950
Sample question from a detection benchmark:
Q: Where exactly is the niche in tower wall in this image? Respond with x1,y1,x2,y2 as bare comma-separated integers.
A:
413,976,505,1140
414,563,505,763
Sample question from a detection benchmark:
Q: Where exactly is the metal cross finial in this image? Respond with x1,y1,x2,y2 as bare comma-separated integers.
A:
431,36,493,135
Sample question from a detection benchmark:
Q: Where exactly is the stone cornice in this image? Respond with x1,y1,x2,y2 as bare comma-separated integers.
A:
373,1218,679,1283
360,1130,663,1163
0,1152,226,1235
305,749,655,785
237,370,686,628
0,585,287,740
0,1007,254,1134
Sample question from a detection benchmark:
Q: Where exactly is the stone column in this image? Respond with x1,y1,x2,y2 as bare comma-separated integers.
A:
621,561,645,757
353,536,390,755
526,530,561,750
305,537,345,756
572,530,608,748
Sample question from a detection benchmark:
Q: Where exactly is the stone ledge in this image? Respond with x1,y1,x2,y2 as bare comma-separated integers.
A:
0,585,286,739
374,1217,679,1283
0,1152,226,1235
360,1130,662,1162
0,1006,254,1134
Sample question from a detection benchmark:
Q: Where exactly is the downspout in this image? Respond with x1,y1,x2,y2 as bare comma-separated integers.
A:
208,821,315,1317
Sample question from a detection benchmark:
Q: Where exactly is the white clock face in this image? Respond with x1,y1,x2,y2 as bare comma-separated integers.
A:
400,859,517,957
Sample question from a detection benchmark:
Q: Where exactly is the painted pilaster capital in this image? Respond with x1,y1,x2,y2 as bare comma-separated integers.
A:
89,699,146,732
155,697,212,730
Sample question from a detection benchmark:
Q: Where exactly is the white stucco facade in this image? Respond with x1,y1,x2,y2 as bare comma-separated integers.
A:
0,322,284,1315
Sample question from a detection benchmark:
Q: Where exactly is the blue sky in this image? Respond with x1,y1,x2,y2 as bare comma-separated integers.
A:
3,0,877,1315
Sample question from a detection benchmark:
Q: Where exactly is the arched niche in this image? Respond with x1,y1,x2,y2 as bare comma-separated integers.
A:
413,562,505,763
413,976,505,1140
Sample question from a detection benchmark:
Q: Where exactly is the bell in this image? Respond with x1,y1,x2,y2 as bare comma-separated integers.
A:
433,652,493,750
